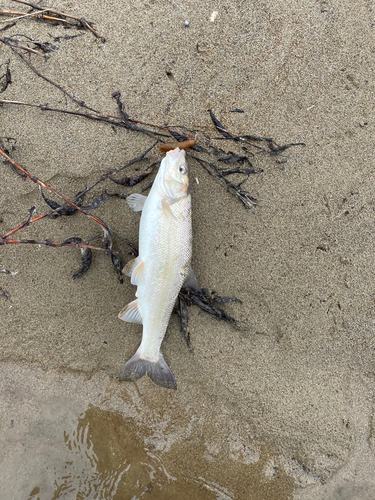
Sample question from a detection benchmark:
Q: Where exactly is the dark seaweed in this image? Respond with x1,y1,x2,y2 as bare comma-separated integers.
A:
0,60,11,93
73,246,93,279
178,296,191,350
168,129,188,142
39,187,79,215
208,109,234,139
60,242,97,281
0,289,11,300
111,253,123,283
102,228,123,282
81,193,108,210
218,153,250,165
219,167,258,176
108,173,150,186
180,287,239,324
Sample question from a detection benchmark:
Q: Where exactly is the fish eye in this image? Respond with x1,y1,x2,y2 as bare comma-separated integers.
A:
179,165,187,175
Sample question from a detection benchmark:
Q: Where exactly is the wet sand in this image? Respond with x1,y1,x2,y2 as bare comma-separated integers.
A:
1,1,375,498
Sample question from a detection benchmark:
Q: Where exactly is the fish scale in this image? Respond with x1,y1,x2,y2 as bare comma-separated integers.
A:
140,195,191,358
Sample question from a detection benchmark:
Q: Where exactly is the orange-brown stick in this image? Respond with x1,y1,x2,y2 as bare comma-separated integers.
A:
1,212,48,239
159,139,196,152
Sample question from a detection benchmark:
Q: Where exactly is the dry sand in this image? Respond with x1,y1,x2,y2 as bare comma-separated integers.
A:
1,0,375,498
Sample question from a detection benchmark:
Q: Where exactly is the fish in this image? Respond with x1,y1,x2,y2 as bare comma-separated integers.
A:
118,147,200,390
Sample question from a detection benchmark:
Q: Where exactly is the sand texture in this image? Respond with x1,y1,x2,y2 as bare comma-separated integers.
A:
1,1,375,498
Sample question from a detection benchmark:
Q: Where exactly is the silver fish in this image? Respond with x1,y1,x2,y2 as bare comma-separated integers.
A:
118,147,200,389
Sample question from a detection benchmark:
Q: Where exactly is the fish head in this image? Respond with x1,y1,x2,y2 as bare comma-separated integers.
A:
157,148,189,201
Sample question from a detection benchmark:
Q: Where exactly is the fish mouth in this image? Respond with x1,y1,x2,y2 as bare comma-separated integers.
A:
166,147,185,161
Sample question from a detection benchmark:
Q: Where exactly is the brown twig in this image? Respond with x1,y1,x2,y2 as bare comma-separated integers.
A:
0,236,119,253
0,36,46,56
12,0,81,21
78,18,103,41
0,9,73,25
0,98,169,140
10,0,105,40
1,211,49,239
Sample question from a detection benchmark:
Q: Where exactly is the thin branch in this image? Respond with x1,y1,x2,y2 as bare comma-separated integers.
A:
11,0,105,40
79,18,103,41
12,0,82,21
0,9,67,25
0,236,120,253
0,36,45,56
0,98,169,140
1,211,48,239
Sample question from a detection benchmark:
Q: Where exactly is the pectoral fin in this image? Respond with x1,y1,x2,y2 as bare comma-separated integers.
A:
183,266,202,292
127,193,147,212
161,199,177,220
118,299,143,324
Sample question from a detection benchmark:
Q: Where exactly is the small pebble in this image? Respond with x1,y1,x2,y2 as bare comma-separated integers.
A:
185,20,189,27
210,11,218,22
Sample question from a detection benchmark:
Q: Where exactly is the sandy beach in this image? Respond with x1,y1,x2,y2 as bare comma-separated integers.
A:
1,1,375,498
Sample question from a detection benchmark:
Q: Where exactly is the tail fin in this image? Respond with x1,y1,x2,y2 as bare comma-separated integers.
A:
119,351,177,390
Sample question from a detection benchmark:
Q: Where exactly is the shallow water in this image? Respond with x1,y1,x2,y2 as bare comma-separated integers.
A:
0,364,292,500
25,406,213,500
